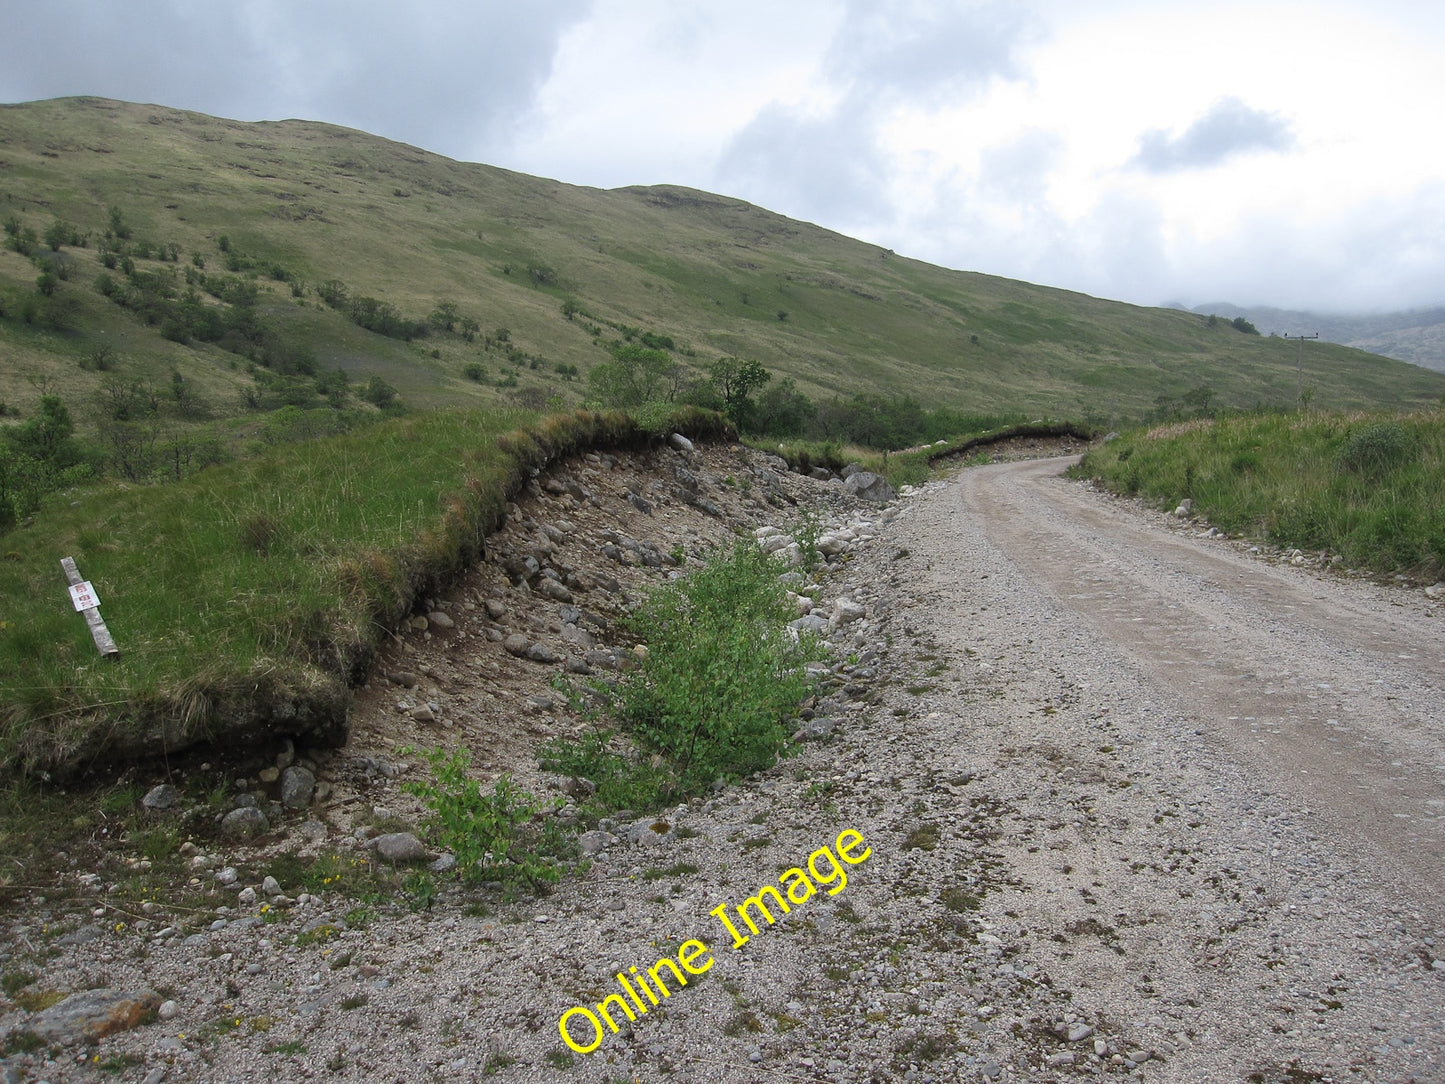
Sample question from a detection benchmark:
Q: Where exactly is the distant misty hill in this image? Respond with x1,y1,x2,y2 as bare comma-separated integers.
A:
1183,303,1445,374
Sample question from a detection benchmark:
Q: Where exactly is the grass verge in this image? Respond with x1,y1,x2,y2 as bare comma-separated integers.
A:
1071,408,1445,580
0,406,733,777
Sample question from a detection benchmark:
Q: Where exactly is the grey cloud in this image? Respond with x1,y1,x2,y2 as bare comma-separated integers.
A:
714,103,891,223
828,0,1040,103
1131,96,1295,173
0,0,592,161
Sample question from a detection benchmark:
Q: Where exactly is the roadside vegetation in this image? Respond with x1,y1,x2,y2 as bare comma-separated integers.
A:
0,406,731,777
540,541,828,818
1074,408,1445,580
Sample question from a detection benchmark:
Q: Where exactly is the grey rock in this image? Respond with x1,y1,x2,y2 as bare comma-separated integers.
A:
30,987,161,1045
484,598,507,619
579,830,616,856
142,783,180,811
1067,1023,1095,1042
565,776,597,799
262,875,283,897
57,924,101,945
538,578,573,603
791,614,831,635
1047,1051,1076,1067
526,642,563,664
430,853,458,874
280,765,316,809
219,806,269,839
832,599,866,625
840,462,864,479
808,466,833,481
410,704,437,723
802,716,836,740
375,832,430,864
427,610,455,629
503,633,532,657
843,471,896,503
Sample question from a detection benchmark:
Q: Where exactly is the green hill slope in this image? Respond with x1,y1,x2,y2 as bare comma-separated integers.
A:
3,95,1443,436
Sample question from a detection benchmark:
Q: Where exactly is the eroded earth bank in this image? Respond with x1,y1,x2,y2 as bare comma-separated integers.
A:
3,441,1443,1083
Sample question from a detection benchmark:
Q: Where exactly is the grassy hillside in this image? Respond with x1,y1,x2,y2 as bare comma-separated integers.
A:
3,95,1443,446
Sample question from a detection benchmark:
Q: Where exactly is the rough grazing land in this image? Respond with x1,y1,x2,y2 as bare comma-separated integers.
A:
2,444,1443,1083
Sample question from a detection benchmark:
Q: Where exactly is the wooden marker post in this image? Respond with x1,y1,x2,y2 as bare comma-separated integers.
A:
60,557,119,658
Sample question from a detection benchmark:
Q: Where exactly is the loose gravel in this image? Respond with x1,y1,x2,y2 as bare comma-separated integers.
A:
3,450,1442,1083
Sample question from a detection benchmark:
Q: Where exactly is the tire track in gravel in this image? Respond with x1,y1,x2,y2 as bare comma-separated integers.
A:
879,455,1445,1082
949,456,1445,909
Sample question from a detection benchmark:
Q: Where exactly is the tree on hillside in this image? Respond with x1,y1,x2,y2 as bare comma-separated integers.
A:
708,357,771,429
587,343,677,409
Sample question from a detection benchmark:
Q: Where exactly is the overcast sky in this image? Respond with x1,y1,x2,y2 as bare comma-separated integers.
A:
3,0,1442,313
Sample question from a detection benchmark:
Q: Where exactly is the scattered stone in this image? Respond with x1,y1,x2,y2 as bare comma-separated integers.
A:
219,806,269,839
280,765,316,809
538,578,573,603
411,704,437,723
527,642,563,664
579,830,616,856
30,987,161,1045
427,610,455,629
843,471,896,503
375,832,430,864
141,783,180,811
503,633,532,657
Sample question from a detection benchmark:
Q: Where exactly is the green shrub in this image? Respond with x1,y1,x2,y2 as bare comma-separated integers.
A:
401,746,567,890
1336,422,1416,478
615,541,824,785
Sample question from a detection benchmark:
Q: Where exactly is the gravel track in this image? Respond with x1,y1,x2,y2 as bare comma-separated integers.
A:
5,451,1443,1083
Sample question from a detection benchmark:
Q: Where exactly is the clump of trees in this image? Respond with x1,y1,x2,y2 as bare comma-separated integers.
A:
581,329,1019,448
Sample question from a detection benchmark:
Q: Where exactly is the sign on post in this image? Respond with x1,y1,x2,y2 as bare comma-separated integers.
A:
60,557,119,658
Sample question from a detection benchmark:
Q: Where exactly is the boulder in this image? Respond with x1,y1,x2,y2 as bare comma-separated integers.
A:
279,765,315,809
375,832,430,864
30,988,162,1045
843,472,896,503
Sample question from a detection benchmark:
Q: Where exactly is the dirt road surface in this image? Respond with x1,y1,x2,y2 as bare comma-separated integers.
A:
6,448,1443,1083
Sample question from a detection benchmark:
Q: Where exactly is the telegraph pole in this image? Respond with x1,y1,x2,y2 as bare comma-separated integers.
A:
1284,332,1319,411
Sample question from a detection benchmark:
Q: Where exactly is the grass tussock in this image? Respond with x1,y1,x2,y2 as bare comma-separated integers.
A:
1074,408,1445,580
0,405,729,777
